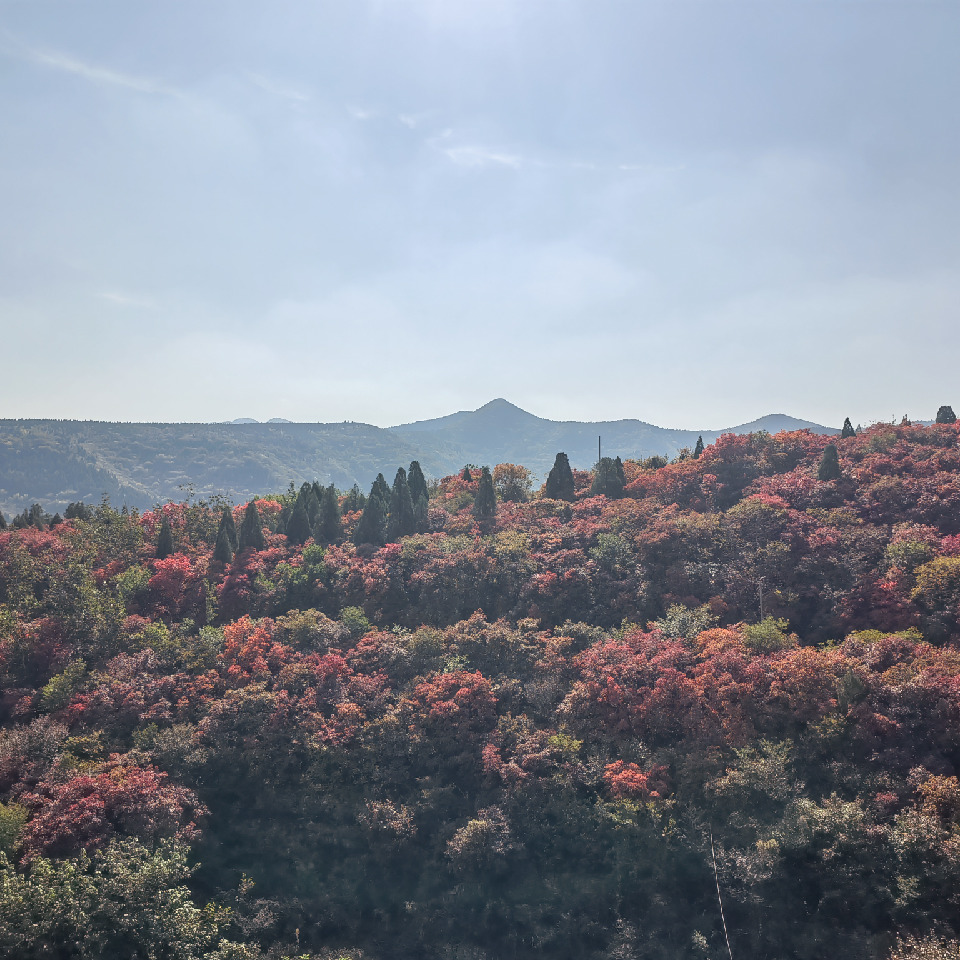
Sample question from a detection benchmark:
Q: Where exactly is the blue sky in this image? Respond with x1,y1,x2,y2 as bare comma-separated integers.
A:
1,1,957,428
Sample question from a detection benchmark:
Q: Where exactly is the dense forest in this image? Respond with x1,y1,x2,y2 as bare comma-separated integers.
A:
2,413,960,958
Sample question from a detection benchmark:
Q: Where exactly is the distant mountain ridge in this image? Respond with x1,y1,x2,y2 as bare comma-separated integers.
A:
388,399,836,477
0,401,837,515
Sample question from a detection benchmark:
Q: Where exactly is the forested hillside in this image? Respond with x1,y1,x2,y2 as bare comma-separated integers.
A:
0,402,834,517
2,419,960,958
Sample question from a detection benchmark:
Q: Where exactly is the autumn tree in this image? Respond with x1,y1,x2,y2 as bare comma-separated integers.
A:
237,501,266,552
473,466,497,531
545,452,575,501
493,464,532,503
818,443,842,481
936,405,957,424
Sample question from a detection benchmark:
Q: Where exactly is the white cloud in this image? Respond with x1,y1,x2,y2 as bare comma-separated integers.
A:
440,144,525,169
22,45,181,98
247,71,310,103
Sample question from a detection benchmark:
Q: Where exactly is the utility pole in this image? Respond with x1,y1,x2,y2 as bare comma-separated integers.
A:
598,435,601,462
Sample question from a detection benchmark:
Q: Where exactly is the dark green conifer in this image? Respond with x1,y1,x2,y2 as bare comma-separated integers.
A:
936,405,957,424
841,417,856,439
307,483,322,526
818,444,842,481
343,484,366,514
355,482,388,546
473,466,497,531
315,484,342,544
213,522,234,566
387,468,416,541
156,515,175,559
409,461,430,531
694,436,705,459
545,452,575,501
218,507,238,552
461,466,473,483
615,456,626,486
372,473,391,504
0,510,5,530
590,458,624,498
408,461,428,504
238,501,266,552
286,497,313,546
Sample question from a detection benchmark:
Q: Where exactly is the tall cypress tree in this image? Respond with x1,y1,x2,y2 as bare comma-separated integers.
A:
286,497,312,546
545,452,575,501
238,501,266,552
0,511,6,531
936,405,957,424
156,515,175,559
219,507,238,552
213,521,234,566
315,484,342,544
372,473,391,505
590,458,624,498
343,484,366,514
614,457,626,486
461,466,473,483
473,466,497,531
841,417,856,439
694,436,705,459
408,461,428,505
818,444,842,481
304,483,320,527
388,467,416,541
355,482,388,546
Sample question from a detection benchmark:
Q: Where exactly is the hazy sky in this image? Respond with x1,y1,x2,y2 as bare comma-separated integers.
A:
1,1,957,429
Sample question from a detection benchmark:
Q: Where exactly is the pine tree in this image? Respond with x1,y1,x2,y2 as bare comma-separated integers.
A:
408,461,428,504
355,483,388,546
473,466,497,531
693,436,705,459
156,515,175,559
936,405,957,424
238,501,266,552
216,507,238,552
286,497,313,546
818,444,842,481
545,452,575,501
615,457,626,487
315,484,342,544
213,522,234,566
841,417,856,439
590,458,624,498
372,473,391,504
388,467,416,541
0,511,6,531
343,484,366,514
461,466,473,482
